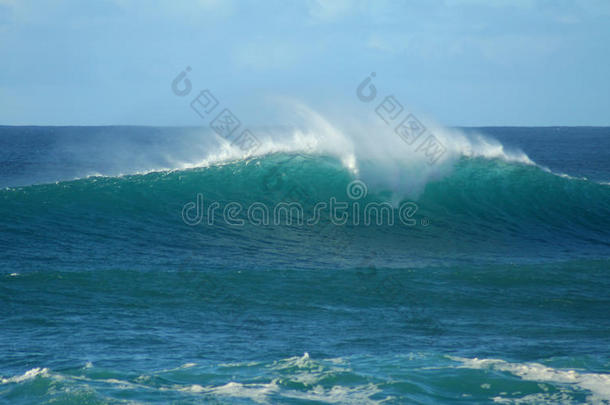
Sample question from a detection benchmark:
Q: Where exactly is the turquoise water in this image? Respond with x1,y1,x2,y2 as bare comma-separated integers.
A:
1,126,609,404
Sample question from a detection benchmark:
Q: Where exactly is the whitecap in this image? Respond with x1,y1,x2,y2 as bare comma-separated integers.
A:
450,356,610,403
1,367,49,384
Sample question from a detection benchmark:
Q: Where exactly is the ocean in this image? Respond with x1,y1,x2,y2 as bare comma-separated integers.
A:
1,125,609,404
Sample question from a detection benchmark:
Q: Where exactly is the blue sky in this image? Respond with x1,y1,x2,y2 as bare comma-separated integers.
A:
1,0,609,126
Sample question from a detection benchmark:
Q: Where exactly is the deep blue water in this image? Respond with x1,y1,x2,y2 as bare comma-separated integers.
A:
1,126,609,404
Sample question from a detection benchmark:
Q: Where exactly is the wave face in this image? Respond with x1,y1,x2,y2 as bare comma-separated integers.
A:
1,152,609,269
1,125,610,404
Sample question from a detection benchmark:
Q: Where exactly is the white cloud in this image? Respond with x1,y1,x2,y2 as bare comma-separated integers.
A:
233,38,302,70
307,0,357,22
112,0,235,21
443,0,536,8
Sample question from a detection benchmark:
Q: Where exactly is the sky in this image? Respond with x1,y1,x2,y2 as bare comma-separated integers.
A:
1,0,609,126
